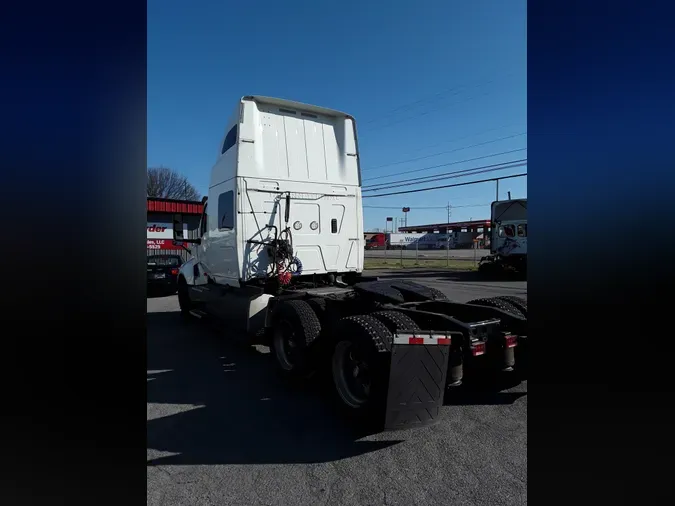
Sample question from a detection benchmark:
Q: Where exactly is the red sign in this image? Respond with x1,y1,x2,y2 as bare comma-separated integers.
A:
147,239,183,251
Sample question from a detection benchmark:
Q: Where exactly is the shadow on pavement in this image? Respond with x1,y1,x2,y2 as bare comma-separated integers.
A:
147,311,402,467
368,270,484,281
445,386,527,407
147,286,178,299
367,270,526,282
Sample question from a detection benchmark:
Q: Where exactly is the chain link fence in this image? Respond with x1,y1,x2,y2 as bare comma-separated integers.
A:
364,238,489,269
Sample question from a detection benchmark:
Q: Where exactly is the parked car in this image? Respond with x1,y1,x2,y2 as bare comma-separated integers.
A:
147,254,183,294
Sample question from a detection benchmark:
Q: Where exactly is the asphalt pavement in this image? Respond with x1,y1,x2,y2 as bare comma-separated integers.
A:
365,249,491,261
147,271,527,506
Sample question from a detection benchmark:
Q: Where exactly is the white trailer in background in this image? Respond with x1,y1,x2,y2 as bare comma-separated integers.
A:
387,232,464,250
171,96,528,431
386,232,437,249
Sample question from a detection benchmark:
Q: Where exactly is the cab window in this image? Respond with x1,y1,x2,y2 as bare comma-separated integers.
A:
221,125,237,155
498,225,515,238
218,191,234,230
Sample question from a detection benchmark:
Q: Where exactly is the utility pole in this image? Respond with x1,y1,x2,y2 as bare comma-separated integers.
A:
446,202,452,223
496,179,500,201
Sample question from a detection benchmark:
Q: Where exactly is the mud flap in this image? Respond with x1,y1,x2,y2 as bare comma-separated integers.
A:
383,333,452,430
515,335,528,374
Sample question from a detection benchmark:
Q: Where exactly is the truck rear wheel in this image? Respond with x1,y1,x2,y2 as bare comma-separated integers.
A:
478,258,500,276
330,315,392,417
271,300,321,378
306,297,327,319
426,287,449,301
371,311,420,334
495,296,527,317
177,277,193,318
467,297,524,318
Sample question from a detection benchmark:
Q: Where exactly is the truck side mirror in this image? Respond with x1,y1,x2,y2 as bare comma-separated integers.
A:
173,214,185,241
172,213,201,245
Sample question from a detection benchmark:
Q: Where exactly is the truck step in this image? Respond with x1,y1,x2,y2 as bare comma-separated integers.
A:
189,309,208,319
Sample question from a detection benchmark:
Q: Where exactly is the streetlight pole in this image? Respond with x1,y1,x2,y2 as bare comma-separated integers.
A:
402,207,410,229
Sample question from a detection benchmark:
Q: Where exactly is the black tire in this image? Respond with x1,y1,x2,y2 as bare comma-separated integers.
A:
330,315,393,421
306,297,327,319
371,310,420,334
271,300,321,378
495,296,527,317
177,277,193,318
426,287,449,301
467,297,524,318
478,261,499,276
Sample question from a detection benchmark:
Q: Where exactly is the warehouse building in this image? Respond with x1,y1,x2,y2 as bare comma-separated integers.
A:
147,197,205,261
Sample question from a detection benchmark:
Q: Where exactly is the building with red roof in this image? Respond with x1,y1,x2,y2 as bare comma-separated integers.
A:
147,197,204,257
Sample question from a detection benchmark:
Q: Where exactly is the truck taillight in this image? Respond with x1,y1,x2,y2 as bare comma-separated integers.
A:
170,268,179,276
505,335,517,348
393,333,452,346
471,342,486,356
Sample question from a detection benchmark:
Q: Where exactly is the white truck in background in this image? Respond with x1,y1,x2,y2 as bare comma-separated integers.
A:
171,96,528,431
448,231,476,249
478,198,527,275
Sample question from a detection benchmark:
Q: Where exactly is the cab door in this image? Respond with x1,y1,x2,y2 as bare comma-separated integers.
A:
207,182,239,286
191,203,210,286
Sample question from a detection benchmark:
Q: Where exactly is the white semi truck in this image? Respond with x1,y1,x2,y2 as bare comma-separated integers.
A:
171,96,528,430
478,198,527,275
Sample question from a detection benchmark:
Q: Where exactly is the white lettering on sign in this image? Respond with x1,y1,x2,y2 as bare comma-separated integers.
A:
146,239,183,250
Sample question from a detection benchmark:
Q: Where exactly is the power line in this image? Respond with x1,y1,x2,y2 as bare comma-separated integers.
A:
361,89,494,133
364,158,526,191
366,121,523,166
366,160,527,191
363,203,491,210
445,203,491,208
363,160,526,193
362,148,527,184
360,71,515,127
361,74,522,134
363,173,528,199
363,132,527,173
364,205,445,209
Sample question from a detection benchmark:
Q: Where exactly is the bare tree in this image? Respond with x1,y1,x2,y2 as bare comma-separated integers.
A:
147,167,201,201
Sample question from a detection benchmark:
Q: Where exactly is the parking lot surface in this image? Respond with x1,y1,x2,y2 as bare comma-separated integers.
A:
147,272,527,506
365,249,491,261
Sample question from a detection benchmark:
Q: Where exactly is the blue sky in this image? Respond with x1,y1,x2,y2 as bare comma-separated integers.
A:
148,0,526,231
